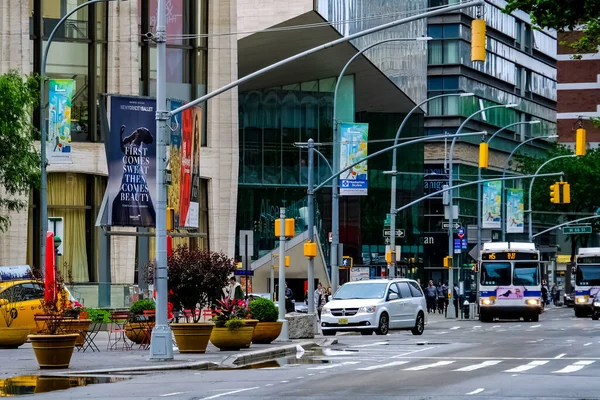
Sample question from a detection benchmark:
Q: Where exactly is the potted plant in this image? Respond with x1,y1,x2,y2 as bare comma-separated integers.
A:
249,297,282,344
145,246,236,353
28,274,80,368
0,285,30,349
125,299,155,344
210,298,255,351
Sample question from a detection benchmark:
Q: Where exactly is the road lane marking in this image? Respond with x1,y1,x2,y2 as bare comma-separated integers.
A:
201,387,260,400
280,381,289,383
553,360,595,374
350,341,388,348
308,361,360,370
467,388,485,395
531,324,541,328
450,326,460,330
434,331,448,335
265,384,273,387
584,343,592,346
404,361,455,371
492,325,501,328
473,326,482,329
356,361,409,371
555,354,566,359
504,360,549,373
390,346,437,359
454,360,502,372
161,393,186,397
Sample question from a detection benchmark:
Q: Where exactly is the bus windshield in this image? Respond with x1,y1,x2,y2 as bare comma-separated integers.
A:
513,263,540,286
481,262,511,286
576,265,600,286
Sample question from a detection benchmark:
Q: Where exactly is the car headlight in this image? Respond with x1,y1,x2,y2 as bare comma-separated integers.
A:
481,298,495,306
358,306,377,313
526,298,540,306
576,297,588,304
321,307,331,315
593,302,600,307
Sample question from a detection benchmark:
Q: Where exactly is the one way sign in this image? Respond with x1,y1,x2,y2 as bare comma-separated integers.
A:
383,229,405,238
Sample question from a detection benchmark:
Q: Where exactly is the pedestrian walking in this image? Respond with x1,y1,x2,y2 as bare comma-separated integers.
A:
425,280,437,314
551,284,558,306
314,282,324,320
436,281,446,314
452,283,460,318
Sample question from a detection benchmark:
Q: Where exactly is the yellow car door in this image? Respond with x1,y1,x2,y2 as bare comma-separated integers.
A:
0,282,45,333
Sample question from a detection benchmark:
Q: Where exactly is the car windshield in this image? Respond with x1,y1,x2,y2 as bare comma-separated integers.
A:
576,265,600,286
481,262,511,286
333,282,388,300
513,263,540,286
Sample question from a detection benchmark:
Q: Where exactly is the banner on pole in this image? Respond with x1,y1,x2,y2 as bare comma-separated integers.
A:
106,96,157,227
179,106,192,228
48,79,75,164
506,188,524,233
339,123,368,196
482,180,502,229
168,99,182,228
186,106,202,228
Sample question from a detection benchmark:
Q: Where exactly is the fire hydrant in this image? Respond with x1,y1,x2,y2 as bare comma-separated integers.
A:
463,300,470,319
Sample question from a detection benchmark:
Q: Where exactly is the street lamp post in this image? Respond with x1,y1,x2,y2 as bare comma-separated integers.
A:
527,154,576,242
447,103,517,309
39,0,120,278
331,37,431,293
501,135,558,241
387,92,474,278
476,120,539,252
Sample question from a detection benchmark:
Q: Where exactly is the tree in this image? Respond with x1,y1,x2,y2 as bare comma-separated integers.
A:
514,144,600,261
0,71,40,232
504,0,600,54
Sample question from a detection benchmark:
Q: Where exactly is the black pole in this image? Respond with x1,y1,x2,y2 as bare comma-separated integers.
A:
245,234,249,297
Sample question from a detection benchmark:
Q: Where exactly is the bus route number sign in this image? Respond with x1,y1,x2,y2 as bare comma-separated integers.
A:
481,252,538,261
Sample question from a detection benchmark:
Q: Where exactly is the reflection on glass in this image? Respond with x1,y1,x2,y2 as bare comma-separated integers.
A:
481,262,511,286
513,263,540,285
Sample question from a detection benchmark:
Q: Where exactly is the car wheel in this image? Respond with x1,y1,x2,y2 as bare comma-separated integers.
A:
530,314,539,322
360,330,374,336
479,312,493,323
375,313,389,335
575,309,587,318
592,313,599,321
411,312,425,336
322,330,336,336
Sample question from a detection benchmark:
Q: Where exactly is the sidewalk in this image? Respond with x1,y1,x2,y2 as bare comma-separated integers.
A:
0,331,331,379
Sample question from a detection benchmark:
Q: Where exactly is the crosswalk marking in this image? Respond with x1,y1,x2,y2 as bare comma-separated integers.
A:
350,342,388,348
553,360,595,374
355,361,409,371
504,360,549,373
404,361,455,371
307,361,360,370
453,360,502,372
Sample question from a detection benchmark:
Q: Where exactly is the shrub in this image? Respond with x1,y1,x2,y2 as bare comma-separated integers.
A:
249,297,278,322
224,317,245,331
130,299,155,314
86,308,111,323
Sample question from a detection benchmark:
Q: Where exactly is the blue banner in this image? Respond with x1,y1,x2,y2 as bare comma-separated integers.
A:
168,99,182,228
339,123,368,196
48,79,74,163
106,96,157,227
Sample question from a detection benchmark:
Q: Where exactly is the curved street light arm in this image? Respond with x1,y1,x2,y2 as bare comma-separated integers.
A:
532,215,600,239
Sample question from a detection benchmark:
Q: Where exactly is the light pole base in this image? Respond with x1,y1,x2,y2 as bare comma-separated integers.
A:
276,319,289,342
149,324,174,360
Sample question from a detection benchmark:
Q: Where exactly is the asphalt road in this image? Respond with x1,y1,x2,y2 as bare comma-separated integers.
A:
16,306,600,400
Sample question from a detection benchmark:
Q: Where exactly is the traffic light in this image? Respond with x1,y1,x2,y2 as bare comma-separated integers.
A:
560,182,571,204
443,256,453,269
549,182,560,204
576,128,586,156
385,251,394,264
479,142,489,169
471,19,486,62
304,240,317,258
274,218,295,238
166,207,175,231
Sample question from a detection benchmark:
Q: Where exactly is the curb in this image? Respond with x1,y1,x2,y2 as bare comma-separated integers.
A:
67,338,334,375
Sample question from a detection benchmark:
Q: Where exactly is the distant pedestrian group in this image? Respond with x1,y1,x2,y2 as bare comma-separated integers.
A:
424,280,448,314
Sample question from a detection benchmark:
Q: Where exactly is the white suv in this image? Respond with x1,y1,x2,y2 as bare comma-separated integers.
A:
320,279,426,336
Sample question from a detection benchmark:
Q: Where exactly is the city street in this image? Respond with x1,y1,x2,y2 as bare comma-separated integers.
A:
26,306,600,400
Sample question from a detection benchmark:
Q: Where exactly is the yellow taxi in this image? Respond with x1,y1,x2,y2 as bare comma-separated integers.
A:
0,278,80,333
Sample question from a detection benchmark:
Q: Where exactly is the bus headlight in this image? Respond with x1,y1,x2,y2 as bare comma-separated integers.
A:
576,297,588,304
481,298,495,306
594,302,600,307
526,298,540,306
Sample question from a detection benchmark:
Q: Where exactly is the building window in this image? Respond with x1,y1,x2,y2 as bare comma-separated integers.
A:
428,40,460,65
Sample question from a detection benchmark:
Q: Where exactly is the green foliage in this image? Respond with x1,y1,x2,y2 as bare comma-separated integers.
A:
86,308,111,323
129,299,155,314
0,71,40,232
224,317,245,331
504,0,600,54
212,297,249,327
514,143,600,259
145,246,237,323
249,297,279,322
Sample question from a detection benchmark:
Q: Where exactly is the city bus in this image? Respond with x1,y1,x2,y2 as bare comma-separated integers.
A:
574,247,600,318
478,242,543,322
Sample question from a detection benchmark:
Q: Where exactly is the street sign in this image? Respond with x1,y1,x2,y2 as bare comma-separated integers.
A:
563,225,592,234
442,222,462,230
383,229,405,238
384,213,391,227
457,228,465,239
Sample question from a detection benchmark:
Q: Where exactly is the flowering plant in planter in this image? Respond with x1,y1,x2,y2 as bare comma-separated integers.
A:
212,298,249,330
